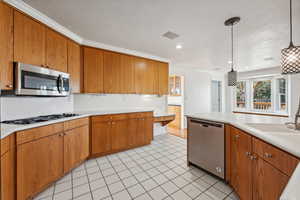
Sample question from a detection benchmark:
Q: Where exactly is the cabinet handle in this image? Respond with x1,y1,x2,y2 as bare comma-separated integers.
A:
245,152,251,157
250,155,257,160
264,153,273,158
6,84,13,88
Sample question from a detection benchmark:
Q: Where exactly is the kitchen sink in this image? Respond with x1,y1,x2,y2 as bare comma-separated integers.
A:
245,123,300,134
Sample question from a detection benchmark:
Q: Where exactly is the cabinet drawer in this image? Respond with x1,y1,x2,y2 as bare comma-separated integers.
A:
64,117,89,131
91,115,112,123
16,123,64,145
253,138,299,176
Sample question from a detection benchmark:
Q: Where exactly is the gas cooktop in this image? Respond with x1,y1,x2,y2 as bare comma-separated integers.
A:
1,113,80,125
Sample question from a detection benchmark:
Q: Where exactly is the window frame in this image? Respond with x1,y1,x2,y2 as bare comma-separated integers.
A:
233,74,290,116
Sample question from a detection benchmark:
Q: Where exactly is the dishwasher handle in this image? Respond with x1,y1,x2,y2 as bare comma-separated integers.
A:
190,119,223,128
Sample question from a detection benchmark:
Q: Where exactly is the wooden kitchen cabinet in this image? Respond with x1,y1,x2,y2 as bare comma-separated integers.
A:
103,51,122,93
46,28,68,72
14,10,46,67
17,133,64,200
157,62,169,95
83,47,104,93
134,57,157,94
120,54,135,93
230,126,252,200
68,40,82,93
64,125,89,173
111,119,129,151
91,116,112,155
0,2,14,90
252,156,289,200
1,134,15,200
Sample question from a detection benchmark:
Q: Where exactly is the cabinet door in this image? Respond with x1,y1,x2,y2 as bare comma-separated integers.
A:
134,57,156,94
111,120,129,151
83,47,104,93
158,62,169,95
144,117,153,144
14,11,46,66
127,118,139,147
0,2,13,90
17,133,63,200
120,54,135,93
91,120,111,155
253,157,289,200
64,125,89,173
230,127,252,200
103,51,121,93
1,148,15,200
68,40,81,93
46,29,68,72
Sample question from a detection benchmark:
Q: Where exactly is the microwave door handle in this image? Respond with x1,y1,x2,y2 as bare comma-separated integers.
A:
60,76,64,92
57,75,62,93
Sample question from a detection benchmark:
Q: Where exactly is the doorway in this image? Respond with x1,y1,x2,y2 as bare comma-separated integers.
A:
211,80,222,112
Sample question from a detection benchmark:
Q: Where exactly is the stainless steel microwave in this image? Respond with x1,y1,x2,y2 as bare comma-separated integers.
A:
15,62,70,96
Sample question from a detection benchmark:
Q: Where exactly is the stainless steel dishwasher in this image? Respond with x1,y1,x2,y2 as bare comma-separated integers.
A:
187,117,225,179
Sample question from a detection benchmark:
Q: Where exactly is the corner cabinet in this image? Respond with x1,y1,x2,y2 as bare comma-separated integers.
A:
227,125,299,200
0,2,13,90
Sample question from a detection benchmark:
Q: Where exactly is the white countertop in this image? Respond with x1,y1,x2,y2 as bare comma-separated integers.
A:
0,108,172,139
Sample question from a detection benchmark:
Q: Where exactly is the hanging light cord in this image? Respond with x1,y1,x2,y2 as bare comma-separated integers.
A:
231,24,234,71
289,0,294,47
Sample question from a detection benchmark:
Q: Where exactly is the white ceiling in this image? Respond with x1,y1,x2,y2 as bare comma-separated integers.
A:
23,0,300,72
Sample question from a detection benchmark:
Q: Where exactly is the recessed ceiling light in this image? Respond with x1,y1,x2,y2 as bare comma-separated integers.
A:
176,44,182,49
162,31,179,40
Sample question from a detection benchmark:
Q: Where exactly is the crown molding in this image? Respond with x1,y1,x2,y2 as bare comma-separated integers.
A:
4,0,83,44
82,40,170,63
3,0,170,63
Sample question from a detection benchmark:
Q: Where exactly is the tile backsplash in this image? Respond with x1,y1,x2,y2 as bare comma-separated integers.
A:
0,95,73,121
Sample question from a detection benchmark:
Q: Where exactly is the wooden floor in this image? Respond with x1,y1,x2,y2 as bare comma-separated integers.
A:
167,128,187,139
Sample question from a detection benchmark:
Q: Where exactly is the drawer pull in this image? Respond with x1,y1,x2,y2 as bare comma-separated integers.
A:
250,155,257,160
264,153,273,158
6,84,13,88
245,152,251,157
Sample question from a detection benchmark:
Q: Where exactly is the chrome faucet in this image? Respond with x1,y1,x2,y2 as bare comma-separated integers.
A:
295,98,300,130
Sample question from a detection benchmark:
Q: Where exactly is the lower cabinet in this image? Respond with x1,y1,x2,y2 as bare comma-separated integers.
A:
17,133,64,200
230,127,252,200
91,112,153,156
64,125,89,173
228,125,299,200
252,157,289,200
1,144,16,200
16,118,89,200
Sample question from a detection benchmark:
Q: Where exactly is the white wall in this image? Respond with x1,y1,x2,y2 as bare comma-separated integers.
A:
225,67,300,117
0,96,73,121
169,66,226,128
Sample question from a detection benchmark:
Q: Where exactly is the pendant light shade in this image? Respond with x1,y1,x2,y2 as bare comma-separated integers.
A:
225,17,240,86
281,0,300,74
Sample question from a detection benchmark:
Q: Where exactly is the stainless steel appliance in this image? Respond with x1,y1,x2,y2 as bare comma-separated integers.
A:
187,117,225,179
15,62,70,96
1,113,79,125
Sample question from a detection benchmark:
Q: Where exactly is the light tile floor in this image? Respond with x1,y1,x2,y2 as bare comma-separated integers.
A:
34,134,239,200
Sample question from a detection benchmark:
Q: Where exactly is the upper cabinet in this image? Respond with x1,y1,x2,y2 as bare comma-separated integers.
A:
0,2,13,90
14,11,46,67
46,28,68,72
83,47,104,93
68,40,81,93
134,57,157,94
103,51,122,93
157,62,169,95
120,54,135,94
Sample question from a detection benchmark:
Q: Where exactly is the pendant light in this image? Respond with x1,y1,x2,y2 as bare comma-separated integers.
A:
225,17,240,86
281,0,300,74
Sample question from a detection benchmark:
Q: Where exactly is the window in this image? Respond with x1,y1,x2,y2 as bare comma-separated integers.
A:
234,75,289,115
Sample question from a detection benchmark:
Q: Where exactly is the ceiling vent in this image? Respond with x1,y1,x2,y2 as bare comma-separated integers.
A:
162,31,179,40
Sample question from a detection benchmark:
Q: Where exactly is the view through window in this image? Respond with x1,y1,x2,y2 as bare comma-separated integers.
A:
234,76,288,115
